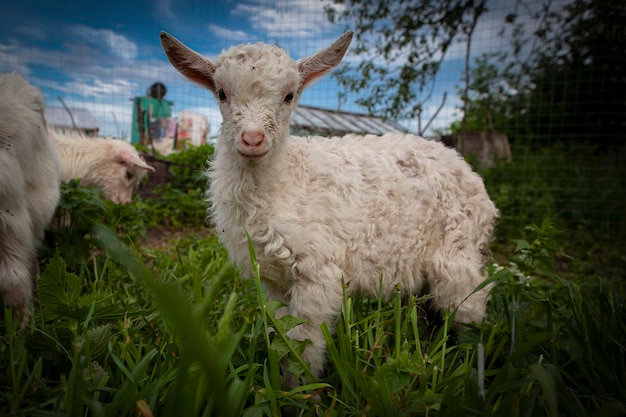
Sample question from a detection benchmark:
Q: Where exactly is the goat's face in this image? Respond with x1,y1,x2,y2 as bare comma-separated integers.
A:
86,142,154,204
100,163,145,204
212,44,300,164
160,31,353,165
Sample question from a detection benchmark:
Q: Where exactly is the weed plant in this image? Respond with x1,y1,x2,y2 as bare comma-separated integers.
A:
141,143,213,229
481,141,626,278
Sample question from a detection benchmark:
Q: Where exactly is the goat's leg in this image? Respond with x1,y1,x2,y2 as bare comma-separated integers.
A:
280,263,344,388
0,204,36,328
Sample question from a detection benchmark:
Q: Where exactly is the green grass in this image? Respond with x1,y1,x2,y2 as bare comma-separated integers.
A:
1,143,625,416
2,215,624,416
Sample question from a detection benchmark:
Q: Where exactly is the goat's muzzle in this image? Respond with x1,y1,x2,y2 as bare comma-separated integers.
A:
238,130,269,160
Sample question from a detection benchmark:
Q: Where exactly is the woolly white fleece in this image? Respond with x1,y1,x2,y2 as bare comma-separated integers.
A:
161,31,499,385
49,130,154,204
0,73,60,324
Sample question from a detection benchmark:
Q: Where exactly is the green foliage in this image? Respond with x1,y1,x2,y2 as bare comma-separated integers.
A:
161,143,214,191
445,52,521,135
144,186,208,229
325,0,487,120
143,144,214,228
46,145,214,252
46,179,150,270
473,221,626,417
95,225,253,417
328,0,625,152
481,142,626,275
503,0,626,147
1,143,625,415
445,0,626,149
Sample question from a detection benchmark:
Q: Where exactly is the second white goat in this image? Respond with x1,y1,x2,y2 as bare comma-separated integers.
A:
49,130,154,204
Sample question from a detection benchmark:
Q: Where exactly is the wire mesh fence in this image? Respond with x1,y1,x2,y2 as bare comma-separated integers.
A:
1,0,624,247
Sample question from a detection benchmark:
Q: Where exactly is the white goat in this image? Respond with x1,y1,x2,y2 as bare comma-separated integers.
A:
0,73,60,325
48,130,154,204
161,31,499,385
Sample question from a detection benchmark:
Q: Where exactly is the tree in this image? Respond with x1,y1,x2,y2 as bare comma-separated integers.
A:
325,0,487,129
447,52,518,133
515,0,626,147
327,0,625,149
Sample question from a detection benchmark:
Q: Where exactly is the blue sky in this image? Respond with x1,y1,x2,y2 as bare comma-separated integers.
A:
0,0,549,138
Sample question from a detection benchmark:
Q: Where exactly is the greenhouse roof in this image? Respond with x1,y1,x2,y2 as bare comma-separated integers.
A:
291,105,407,137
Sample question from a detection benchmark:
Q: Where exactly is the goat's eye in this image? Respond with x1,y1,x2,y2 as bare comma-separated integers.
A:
284,92,294,103
217,89,227,101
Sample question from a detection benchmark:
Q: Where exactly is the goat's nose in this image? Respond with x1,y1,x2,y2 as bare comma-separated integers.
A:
242,130,265,147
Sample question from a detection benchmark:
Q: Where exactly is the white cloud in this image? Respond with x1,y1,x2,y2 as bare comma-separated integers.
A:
70,25,139,61
44,96,135,139
208,24,249,42
7,0,560,141
58,78,136,98
232,0,337,40
0,30,176,101
0,41,31,75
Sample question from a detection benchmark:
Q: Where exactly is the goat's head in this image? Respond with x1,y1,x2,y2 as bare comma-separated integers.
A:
87,141,154,204
160,31,353,165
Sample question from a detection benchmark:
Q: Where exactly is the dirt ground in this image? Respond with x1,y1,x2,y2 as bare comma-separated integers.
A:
143,225,213,249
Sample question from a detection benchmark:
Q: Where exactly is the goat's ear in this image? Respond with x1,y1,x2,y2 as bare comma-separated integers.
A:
160,31,216,92
116,149,156,172
297,31,353,91
134,158,155,172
